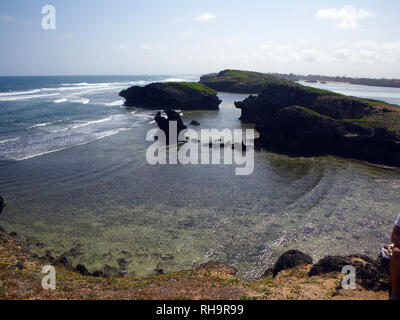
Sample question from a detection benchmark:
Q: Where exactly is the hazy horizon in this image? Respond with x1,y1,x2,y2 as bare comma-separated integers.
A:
0,71,399,80
1,0,399,78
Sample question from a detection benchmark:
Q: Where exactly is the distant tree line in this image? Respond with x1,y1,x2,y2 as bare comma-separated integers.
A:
268,73,400,88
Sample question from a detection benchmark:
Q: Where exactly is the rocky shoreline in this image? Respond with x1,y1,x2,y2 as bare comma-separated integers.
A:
118,69,400,167
228,71,400,167
0,226,391,299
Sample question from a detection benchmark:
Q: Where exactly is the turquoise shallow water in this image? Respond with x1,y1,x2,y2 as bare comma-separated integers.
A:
1,77,400,279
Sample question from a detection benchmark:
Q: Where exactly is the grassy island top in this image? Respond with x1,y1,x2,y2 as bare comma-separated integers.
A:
200,69,342,96
156,81,218,95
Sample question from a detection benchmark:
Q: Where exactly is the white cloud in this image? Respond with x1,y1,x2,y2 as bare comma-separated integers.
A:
333,41,400,62
333,48,352,60
140,44,164,50
315,5,374,30
258,42,320,63
294,49,321,63
113,44,129,51
188,45,200,50
140,44,151,50
179,30,192,37
195,13,215,22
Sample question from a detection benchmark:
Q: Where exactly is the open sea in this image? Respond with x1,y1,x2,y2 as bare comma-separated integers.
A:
1,75,400,279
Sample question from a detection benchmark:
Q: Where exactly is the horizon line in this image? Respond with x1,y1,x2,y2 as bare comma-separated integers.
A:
0,72,399,80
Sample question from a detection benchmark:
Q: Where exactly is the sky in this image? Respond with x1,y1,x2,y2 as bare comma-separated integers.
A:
0,0,399,78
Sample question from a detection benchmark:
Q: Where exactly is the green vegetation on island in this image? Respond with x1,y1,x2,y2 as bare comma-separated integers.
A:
200,69,346,95
119,81,221,110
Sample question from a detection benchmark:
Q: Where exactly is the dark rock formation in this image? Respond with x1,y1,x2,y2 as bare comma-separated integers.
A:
54,255,75,271
269,250,313,277
103,264,123,277
155,110,187,144
234,79,400,167
75,264,91,276
16,262,24,270
91,265,124,278
91,270,107,278
309,254,391,291
117,258,128,268
154,268,164,275
189,120,200,126
308,256,352,276
0,196,5,214
43,250,55,263
119,82,221,110
235,82,374,122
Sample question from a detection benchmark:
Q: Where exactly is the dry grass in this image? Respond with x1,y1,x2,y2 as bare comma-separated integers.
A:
0,231,389,300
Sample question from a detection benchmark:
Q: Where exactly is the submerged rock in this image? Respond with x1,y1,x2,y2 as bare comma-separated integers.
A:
119,82,221,110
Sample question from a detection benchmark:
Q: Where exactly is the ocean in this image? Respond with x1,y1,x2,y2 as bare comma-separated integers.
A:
1,75,400,279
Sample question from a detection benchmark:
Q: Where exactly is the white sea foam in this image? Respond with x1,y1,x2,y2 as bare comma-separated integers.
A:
54,98,68,103
15,127,132,161
71,117,112,129
132,113,153,120
0,80,153,104
60,82,91,86
0,93,60,101
0,137,20,144
49,128,70,133
26,120,64,130
70,98,90,105
0,89,41,97
104,99,124,107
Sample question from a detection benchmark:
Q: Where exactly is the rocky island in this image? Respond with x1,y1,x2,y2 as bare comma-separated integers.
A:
200,69,292,94
221,71,400,167
119,82,221,110
201,69,400,90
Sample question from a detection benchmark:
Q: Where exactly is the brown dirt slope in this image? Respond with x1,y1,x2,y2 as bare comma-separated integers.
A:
0,229,388,300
